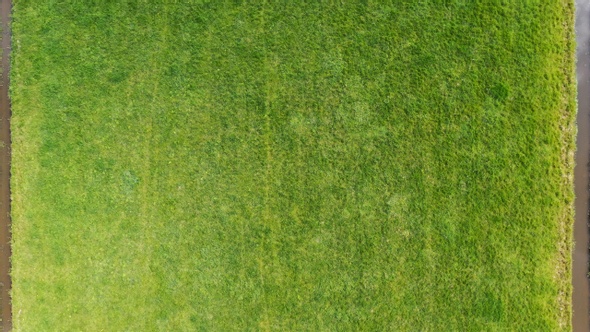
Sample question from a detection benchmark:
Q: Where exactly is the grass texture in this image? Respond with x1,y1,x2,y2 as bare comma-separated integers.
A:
10,1,576,331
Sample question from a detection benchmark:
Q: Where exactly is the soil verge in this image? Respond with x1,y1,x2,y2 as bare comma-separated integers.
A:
574,1,590,331
0,0,11,330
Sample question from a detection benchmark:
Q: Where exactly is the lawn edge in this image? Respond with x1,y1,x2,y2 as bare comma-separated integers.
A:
558,0,577,330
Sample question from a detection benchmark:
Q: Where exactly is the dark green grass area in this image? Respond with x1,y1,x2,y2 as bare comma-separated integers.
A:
11,1,576,331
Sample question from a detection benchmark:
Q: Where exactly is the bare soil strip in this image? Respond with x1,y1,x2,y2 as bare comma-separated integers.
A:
574,1,590,331
0,0,10,330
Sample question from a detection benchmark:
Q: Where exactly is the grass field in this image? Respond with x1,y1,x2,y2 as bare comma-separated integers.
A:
10,1,576,331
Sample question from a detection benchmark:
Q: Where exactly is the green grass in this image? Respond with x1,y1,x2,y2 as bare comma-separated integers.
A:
10,1,576,331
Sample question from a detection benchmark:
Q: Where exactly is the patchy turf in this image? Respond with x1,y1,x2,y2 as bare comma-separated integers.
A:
10,1,576,331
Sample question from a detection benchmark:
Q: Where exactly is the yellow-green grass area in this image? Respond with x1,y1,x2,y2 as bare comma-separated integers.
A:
10,1,576,331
